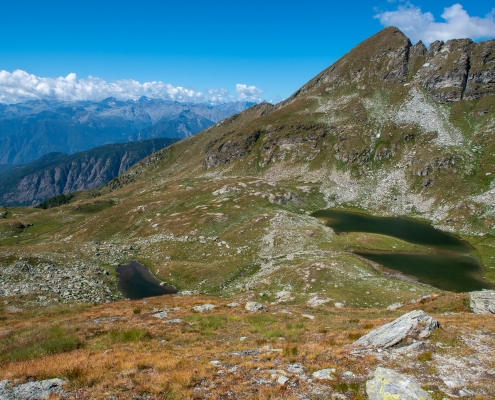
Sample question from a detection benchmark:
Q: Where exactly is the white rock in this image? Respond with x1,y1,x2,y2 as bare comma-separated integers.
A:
245,302,267,312
277,376,289,385
367,367,432,400
226,302,240,307
387,302,404,311
312,368,335,380
334,302,346,308
275,291,293,302
193,304,215,313
165,319,182,323
307,296,331,307
302,314,315,320
152,311,168,319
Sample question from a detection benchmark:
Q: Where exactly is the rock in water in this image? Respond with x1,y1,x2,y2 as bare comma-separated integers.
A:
245,302,267,312
353,310,439,349
0,378,66,399
469,290,495,314
366,367,432,400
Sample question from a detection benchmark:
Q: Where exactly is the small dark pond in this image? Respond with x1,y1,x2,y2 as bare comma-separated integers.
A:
312,209,494,292
116,260,178,300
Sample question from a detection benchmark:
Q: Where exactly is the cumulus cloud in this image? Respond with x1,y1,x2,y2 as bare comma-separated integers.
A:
375,3,495,45
235,84,264,101
0,70,265,104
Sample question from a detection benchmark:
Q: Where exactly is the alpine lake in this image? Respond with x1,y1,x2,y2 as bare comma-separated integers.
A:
312,209,494,292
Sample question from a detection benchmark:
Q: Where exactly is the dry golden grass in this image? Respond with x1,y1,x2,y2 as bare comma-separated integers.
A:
0,293,494,399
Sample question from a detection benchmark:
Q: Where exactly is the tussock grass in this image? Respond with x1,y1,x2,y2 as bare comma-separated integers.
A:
0,326,81,362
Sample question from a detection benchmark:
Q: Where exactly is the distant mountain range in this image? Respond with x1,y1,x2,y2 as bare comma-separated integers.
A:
0,137,180,206
0,97,254,164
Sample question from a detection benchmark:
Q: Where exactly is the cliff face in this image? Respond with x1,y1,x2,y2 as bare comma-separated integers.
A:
0,138,179,206
280,27,495,106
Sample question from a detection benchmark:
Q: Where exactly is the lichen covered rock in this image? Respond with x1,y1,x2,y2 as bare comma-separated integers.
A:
366,367,432,400
469,290,495,314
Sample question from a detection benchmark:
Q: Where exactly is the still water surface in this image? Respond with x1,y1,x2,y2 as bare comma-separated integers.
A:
116,260,178,299
312,209,493,292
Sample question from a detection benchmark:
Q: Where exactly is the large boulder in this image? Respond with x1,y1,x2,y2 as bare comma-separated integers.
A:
469,290,495,314
353,310,439,350
367,367,432,400
0,378,66,399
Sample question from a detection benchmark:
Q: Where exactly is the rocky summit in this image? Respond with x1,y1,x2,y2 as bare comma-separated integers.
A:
0,27,495,399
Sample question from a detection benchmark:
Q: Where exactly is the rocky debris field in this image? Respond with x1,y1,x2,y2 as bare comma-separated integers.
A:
0,293,494,399
0,259,121,307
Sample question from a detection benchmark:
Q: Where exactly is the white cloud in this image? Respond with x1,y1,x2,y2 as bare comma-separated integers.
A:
0,70,265,104
375,3,495,45
235,84,264,101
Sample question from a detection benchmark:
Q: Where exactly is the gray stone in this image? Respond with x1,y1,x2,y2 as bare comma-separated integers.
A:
469,290,495,314
0,378,66,400
312,368,335,380
152,311,168,319
277,376,289,385
387,302,404,311
193,304,215,313
245,302,267,312
353,310,439,350
366,367,432,400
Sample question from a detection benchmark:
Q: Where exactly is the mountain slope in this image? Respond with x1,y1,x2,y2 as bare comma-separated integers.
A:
1,26,495,309
0,138,179,206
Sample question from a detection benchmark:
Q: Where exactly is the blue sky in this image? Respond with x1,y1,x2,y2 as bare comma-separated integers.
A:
0,0,494,104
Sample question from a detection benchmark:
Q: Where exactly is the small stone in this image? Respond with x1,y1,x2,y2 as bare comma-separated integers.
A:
152,311,168,319
165,319,182,323
366,367,432,400
334,302,346,308
193,304,215,313
245,302,267,312
210,360,221,367
277,376,289,385
312,369,335,380
302,314,315,320
226,302,240,307
387,302,404,311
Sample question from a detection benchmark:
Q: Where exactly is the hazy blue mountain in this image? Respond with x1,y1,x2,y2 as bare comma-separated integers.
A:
0,98,254,164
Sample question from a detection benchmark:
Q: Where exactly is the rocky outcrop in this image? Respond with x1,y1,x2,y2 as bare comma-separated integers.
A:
0,378,66,399
419,39,472,102
465,40,495,100
203,130,261,169
469,290,495,314
353,310,439,350
417,39,495,103
366,367,432,400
